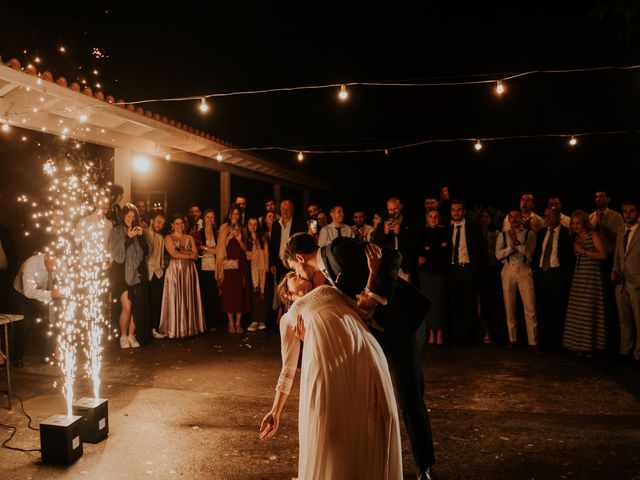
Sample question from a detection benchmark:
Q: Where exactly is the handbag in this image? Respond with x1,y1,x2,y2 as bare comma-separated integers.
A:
222,259,239,270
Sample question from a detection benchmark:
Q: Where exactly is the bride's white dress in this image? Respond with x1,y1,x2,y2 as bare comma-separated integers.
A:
277,285,402,479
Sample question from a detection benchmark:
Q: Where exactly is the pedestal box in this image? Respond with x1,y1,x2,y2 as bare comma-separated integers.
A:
72,397,109,443
40,414,83,464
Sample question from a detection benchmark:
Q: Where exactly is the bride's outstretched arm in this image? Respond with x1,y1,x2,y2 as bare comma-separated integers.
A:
260,312,300,440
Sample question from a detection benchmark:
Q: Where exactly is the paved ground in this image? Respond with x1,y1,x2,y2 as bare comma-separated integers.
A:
0,328,639,480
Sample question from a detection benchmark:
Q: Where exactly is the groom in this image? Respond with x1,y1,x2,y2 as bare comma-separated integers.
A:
285,232,436,479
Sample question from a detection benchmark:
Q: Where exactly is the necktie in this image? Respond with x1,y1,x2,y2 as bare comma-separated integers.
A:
336,226,342,238
541,228,554,271
624,228,631,252
453,225,461,264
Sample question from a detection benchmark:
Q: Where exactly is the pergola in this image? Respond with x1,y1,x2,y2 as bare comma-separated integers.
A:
0,60,327,214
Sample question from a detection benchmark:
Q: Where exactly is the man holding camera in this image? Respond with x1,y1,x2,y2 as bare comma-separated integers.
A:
372,197,419,285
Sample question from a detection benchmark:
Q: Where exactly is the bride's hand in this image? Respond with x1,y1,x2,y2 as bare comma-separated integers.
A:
365,243,382,276
291,314,305,341
259,411,280,440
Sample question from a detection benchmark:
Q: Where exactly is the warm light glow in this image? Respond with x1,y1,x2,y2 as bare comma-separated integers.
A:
164,154,171,161
134,156,151,172
474,140,483,151
338,84,349,101
297,152,304,162
59,46,66,53
199,98,210,113
216,152,223,162
92,69,99,75
569,136,577,146
79,114,88,122
384,149,389,157
496,80,505,95
34,56,41,64
1,124,9,132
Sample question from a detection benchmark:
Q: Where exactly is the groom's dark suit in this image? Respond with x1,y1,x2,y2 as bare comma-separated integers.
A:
320,237,435,470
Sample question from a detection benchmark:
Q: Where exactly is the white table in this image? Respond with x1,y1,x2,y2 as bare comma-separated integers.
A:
0,314,24,410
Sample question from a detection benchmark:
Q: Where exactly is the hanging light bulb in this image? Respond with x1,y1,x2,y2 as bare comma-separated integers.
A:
199,98,210,113
1,123,9,133
297,152,304,162
495,80,505,95
474,140,483,151
216,152,223,162
164,154,171,161
338,84,349,101
569,136,577,146
384,149,389,157
79,114,88,122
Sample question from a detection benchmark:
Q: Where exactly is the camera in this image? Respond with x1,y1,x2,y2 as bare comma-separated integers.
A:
309,220,318,233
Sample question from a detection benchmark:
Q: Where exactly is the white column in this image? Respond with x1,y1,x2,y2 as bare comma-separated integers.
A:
114,148,132,203
220,171,231,220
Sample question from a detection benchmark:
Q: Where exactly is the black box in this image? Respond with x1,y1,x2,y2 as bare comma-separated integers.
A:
72,397,109,443
40,414,83,464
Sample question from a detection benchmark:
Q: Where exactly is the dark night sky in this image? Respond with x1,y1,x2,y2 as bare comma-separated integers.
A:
3,2,640,218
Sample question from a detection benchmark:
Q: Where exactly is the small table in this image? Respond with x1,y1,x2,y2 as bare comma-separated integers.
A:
0,314,24,410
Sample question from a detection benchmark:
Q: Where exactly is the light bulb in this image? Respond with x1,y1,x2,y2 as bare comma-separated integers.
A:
384,149,389,157
1,123,9,132
474,140,483,151
216,152,223,162
338,84,349,101
133,156,150,172
79,114,88,122
495,80,505,95
569,136,577,146
199,98,210,113
297,152,304,162
165,154,171,161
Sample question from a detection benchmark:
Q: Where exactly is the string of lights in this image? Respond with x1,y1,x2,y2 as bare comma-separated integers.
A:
106,63,640,107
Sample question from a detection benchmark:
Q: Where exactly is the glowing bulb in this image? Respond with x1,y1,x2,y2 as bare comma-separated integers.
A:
384,149,389,157
165,154,171,161
495,81,505,95
297,152,304,162
199,98,210,113
79,114,88,122
216,152,223,162
59,46,66,53
93,69,99,75
134,156,150,172
338,84,349,101
1,124,9,132
21,136,27,142
34,57,41,64
569,136,577,146
474,140,483,151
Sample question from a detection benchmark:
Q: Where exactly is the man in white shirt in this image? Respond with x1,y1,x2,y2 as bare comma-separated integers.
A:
12,253,61,367
496,208,540,354
318,205,354,247
75,196,113,257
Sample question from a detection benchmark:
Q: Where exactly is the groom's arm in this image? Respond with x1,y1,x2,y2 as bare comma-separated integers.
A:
369,246,401,301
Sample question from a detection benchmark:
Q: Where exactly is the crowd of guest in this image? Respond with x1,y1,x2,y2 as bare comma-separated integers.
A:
2,183,640,368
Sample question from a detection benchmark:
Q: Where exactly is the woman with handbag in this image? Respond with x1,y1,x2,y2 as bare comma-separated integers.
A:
217,205,251,333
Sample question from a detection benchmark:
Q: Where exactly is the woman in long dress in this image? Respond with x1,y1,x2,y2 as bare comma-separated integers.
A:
158,214,205,338
260,248,402,480
563,210,607,356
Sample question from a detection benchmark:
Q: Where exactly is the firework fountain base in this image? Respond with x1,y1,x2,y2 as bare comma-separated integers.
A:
39,414,84,464
72,397,109,443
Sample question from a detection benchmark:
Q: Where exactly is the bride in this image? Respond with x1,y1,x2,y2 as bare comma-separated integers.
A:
259,245,402,479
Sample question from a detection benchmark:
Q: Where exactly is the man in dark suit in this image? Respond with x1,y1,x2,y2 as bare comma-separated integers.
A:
446,199,486,347
531,208,574,350
285,233,436,480
372,196,419,286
